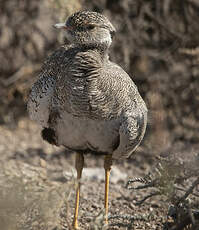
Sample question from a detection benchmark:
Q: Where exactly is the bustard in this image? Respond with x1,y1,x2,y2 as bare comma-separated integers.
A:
28,11,147,229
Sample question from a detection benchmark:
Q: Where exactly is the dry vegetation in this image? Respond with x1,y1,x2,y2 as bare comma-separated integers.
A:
127,153,199,229
0,0,199,229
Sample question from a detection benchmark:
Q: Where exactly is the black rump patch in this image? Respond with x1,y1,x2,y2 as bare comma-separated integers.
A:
41,128,58,145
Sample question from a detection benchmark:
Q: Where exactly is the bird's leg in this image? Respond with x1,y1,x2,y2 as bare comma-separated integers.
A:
104,154,112,225
73,152,84,229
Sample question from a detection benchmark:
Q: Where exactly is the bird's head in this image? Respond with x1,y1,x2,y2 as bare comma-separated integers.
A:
54,11,116,47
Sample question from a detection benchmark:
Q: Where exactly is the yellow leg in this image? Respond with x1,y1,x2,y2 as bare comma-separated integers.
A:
73,153,84,230
104,154,112,225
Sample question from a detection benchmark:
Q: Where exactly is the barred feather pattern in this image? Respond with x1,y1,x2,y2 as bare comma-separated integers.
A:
52,48,146,120
28,43,147,158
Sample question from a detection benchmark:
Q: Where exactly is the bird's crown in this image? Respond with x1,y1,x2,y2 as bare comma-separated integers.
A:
66,11,115,33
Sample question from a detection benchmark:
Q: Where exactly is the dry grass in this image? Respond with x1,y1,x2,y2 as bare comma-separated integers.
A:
126,153,199,229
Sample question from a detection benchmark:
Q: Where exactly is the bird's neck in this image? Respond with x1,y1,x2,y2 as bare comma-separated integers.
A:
77,42,110,59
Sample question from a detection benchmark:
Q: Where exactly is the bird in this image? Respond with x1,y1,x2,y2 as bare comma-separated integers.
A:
27,11,147,229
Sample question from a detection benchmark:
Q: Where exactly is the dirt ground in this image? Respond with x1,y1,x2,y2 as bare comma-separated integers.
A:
0,117,164,230
1,117,198,230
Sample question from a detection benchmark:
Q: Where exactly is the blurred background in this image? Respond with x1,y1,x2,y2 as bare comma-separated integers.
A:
0,0,199,154
0,1,199,229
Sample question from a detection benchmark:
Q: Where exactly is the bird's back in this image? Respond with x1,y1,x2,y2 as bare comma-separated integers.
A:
28,45,147,157
51,47,146,119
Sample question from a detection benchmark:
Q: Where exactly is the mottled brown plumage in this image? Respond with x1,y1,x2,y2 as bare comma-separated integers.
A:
28,11,147,159
27,11,147,228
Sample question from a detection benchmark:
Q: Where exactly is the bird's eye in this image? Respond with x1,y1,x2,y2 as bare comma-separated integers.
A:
86,24,95,30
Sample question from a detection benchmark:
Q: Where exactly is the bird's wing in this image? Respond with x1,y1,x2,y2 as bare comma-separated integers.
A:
112,111,147,159
102,63,148,159
27,46,71,127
